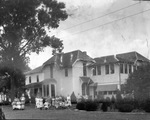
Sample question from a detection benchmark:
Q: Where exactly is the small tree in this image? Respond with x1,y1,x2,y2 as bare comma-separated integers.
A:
125,63,150,100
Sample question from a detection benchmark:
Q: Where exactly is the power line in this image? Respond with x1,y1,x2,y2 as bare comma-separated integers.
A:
60,8,150,39
61,2,140,31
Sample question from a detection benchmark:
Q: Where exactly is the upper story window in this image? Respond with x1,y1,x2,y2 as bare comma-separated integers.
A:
110,64,114,74
97,66,101,75
120,63,124,73
129,64,132,73
65,68,68,77
50,66,53,78
125,64,128,74
83,63,87,76
105,65,109,74
37,75,39,82
29,76,31,83
93,66,96,76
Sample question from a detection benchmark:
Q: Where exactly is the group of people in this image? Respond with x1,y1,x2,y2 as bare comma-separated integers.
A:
35,95,72,110
11,94,25,110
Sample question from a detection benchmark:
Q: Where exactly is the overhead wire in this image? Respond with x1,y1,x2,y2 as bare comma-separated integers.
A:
60,1,141,31
59,7,150,39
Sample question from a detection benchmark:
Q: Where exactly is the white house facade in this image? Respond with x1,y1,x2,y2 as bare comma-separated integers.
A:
25,50,149,99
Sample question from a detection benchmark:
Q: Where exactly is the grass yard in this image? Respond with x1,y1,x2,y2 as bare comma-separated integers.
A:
1,104,150,120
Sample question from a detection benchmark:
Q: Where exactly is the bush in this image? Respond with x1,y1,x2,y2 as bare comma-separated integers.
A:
143,99,150,112
71,92,77,104
76,100,99,111
117,104,134,112
85,100,98,111
101,102,108,112
76,101,85,110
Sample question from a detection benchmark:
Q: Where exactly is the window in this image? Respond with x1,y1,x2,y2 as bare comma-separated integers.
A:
47,85,49,97
105,65,109,74
104,91,107,95
37,75,39,82
65,68,68,77
97,66,101,75
50,66,53,78
110,64,114,74
120,64,123,73
93,66,96,76
108,91,113,95
51,84,55,98
29,76,31,83
129,65,132,73
125,64,128,74
83,63,87,76
43,85,46,97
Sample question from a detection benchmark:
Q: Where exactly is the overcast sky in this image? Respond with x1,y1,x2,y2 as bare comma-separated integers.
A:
29,0,150,69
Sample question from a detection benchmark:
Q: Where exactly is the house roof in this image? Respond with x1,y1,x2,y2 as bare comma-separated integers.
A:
43,50,94,68
116,51,150,63
24,66,42,75
24,82,42,89
91,51,149,66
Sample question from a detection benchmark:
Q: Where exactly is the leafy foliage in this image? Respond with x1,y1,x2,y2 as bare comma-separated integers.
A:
125,64,150,100
0,0,68,70
0,66,25,97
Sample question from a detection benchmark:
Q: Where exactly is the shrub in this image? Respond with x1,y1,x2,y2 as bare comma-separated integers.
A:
76,101,85,110
76,100,99,111
85,100,99,111
71,92,77,104
143,99,150,112
117,104,134,112
101,102,108,112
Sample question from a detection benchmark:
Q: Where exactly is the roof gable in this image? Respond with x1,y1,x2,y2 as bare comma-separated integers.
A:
43,50,94,68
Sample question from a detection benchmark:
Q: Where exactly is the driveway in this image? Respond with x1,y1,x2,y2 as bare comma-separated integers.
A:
1,104,150,120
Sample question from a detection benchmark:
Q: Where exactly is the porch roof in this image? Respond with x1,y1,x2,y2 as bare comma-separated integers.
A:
24,82,42,89
80,76,94,84
96,84,118,91
42,78,57,84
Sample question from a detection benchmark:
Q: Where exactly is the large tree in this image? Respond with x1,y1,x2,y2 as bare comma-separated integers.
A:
0,0,68,100
0,0,68,70
125,63,150,100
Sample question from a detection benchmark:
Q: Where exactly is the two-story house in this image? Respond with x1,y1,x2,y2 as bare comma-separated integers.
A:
25,50,149,100
88,52,150,99
25,50,94,99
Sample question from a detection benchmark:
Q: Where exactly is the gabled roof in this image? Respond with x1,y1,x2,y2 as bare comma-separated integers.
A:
24,66,42,75
91,51,149,66
43,50,94,68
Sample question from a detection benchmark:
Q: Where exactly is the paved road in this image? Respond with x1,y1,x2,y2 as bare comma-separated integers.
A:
2,105,150,120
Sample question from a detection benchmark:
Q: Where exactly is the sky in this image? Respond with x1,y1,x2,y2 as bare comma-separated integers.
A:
29,0,150,69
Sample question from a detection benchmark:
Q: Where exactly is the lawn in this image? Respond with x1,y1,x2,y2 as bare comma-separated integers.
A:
1,104,150,120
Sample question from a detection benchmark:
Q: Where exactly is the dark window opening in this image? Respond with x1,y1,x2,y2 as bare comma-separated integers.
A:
29,76,31,83
93,66,96,76
110,64,114,74
120,64,123,73
37,75,39,82
83,63,87,76
105,65,109,74
97,66,101,75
